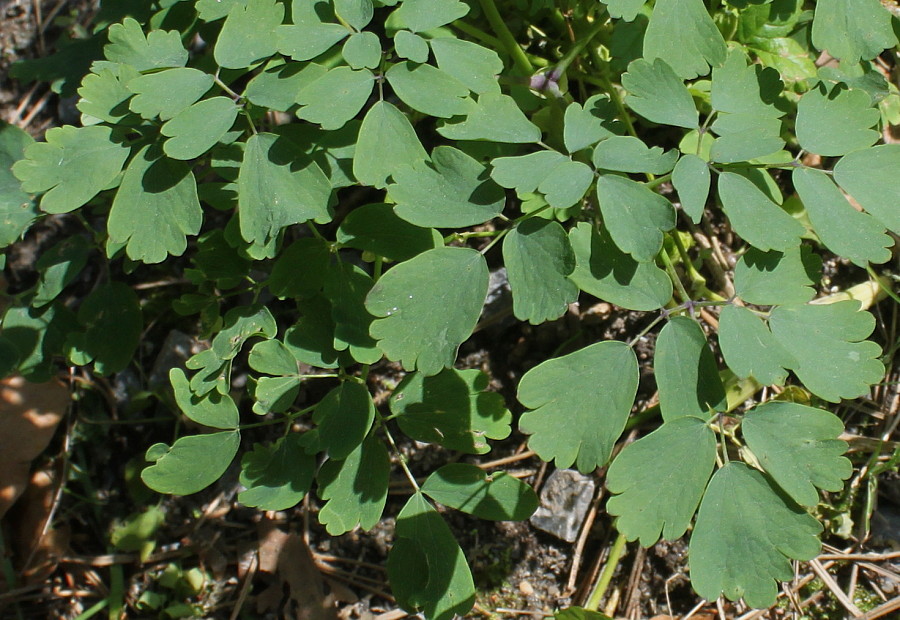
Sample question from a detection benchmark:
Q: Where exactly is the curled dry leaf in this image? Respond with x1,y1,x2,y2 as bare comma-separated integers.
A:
256,518,338,620
0,374,69,518
3,467,69,585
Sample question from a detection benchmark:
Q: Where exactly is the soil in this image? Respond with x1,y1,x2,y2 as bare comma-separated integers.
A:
3,3,900,620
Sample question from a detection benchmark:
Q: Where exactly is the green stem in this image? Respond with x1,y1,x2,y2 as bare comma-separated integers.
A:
669,232,726,302
645,173,672,190
553,14,608,77
213,71,241,101
477,0,533,75
585,531,628,611
660,247,691,303
444,230,502,244
379,416,420,492
479,229,509,255
452,20,502,49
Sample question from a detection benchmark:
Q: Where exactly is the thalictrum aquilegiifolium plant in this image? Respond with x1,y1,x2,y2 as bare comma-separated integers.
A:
2,0,899,615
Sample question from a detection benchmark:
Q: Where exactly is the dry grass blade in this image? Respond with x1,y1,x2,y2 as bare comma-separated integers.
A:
809,557,863,616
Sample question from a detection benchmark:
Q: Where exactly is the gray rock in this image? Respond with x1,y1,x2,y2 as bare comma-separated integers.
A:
148,330,205,391
530,468,596,543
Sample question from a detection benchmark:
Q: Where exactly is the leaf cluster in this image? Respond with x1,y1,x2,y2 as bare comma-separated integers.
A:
2,0,898,614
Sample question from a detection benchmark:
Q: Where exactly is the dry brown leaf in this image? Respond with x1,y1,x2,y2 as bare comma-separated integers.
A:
257,519,338,620
3,467,69,585
0,374,69,518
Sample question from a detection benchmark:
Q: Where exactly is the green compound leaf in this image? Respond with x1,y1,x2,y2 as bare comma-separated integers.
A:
127,68,214,120
161,97,238,161
323,262,382,364
607,416,716,546
592,136,678,175
655,316,726,421
2,303,77,382
141,431,240,495
238,434,315,510
718,305,793,386
214,0,283,69
393,0,469,32
354,101,428,189
196,0,245,21
743,401,852,508
796,84,880,156
604,0,647,21
367,247,488,375
518,341,638,473
211,304,278,361
733,246,821,306
336,203,441,262
563,95,622,153
245,60,326,112
277,5,349,62
390,368,512,454
622,58,698,129
186,349,230,397
64,281,141,375
388,146,504,227
596,174,675,262
395,30,430,63
386,61,471,119
711,49,782,117
170,368,239,429
104,18,187,71
421,463,539,521
490,151,567,194
388,493,476,620
334,0,374,30
429,37,502,95
249,339,299,376
313,382,375,460
296,67,374,130
437,93,541,143
717,172,803,252
568,222,672,311
268,237,330,299
0,122,37,247
284,296,343,369
834,145,900,233
107,144,201,263
253,375,302,414
671,154,709,223
689,462,822,609
812,0,896,65
538,160,593,209
76,65,138,125
769,301,884,403
32,236,91,307
342,31,382,69
502,219,577,324
238,132,332,246
317,436,390,535
643,0,726,79
281,121,359,189
709,113,784,164
792,167,891,266
12,125,129,215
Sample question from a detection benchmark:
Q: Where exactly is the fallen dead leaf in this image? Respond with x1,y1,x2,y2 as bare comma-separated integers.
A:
3,466,69,585
257,518,338,620
0,374,69,518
